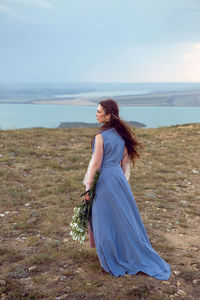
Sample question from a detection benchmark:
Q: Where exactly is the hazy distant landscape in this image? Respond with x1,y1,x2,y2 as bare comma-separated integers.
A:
1,82,200,106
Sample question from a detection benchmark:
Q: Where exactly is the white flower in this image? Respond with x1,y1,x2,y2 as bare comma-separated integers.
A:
70,201,93,244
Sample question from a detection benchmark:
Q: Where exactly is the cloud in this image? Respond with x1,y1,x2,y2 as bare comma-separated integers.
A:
144,43,200,82
84,42,200,83
4,0,54,9
183,43,200,63
0,0,54,23
0,4,12,13
179,43,200,81
21,0,54,9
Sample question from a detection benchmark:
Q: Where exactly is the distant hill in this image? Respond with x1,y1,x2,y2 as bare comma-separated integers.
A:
58,121,146,128
103,90,200,106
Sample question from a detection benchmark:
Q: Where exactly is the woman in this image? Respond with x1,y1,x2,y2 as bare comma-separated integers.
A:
83,99,171,280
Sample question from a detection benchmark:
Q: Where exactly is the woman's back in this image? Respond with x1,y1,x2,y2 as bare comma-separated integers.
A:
98,128,125,168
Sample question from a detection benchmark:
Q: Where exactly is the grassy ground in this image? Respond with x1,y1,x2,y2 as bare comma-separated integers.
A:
0,124,200,300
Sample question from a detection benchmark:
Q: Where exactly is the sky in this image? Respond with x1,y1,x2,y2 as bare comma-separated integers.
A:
0,0,200,83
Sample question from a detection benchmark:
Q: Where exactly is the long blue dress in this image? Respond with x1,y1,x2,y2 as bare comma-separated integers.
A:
91,128,171,280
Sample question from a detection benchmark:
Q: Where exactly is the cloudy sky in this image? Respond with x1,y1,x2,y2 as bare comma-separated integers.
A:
0,0,200,83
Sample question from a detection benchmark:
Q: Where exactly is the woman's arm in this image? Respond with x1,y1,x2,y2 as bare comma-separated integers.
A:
84,133,103,190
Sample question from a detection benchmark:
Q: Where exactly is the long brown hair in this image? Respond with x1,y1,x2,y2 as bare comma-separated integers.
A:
94,99,142,166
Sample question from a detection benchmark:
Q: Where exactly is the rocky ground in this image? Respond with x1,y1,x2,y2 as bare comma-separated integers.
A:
0,124,200,299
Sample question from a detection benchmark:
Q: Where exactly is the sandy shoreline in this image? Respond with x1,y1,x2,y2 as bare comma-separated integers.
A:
33,98,96,106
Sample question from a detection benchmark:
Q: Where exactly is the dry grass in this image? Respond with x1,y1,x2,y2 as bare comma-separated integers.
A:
0,124,200,299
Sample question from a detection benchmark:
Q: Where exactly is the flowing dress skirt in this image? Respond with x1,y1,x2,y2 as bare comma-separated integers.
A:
91,165,171,280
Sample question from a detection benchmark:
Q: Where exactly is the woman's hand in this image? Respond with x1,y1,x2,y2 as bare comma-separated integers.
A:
83,192,90,203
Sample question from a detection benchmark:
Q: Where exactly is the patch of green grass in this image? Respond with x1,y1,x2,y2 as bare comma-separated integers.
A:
28,253,52,265
126,285,150,297
0,248,25,263
2,279,42,300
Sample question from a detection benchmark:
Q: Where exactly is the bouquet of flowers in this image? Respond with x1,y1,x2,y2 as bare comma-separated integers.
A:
69,170,101,244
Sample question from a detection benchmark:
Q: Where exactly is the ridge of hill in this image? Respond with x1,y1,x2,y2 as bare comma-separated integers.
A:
0,124,200,299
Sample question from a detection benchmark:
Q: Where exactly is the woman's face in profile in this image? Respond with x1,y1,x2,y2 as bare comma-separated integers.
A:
96,105,110,124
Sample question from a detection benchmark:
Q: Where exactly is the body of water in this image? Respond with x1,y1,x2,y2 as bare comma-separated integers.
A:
1,82,200,129
0,104,200,129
